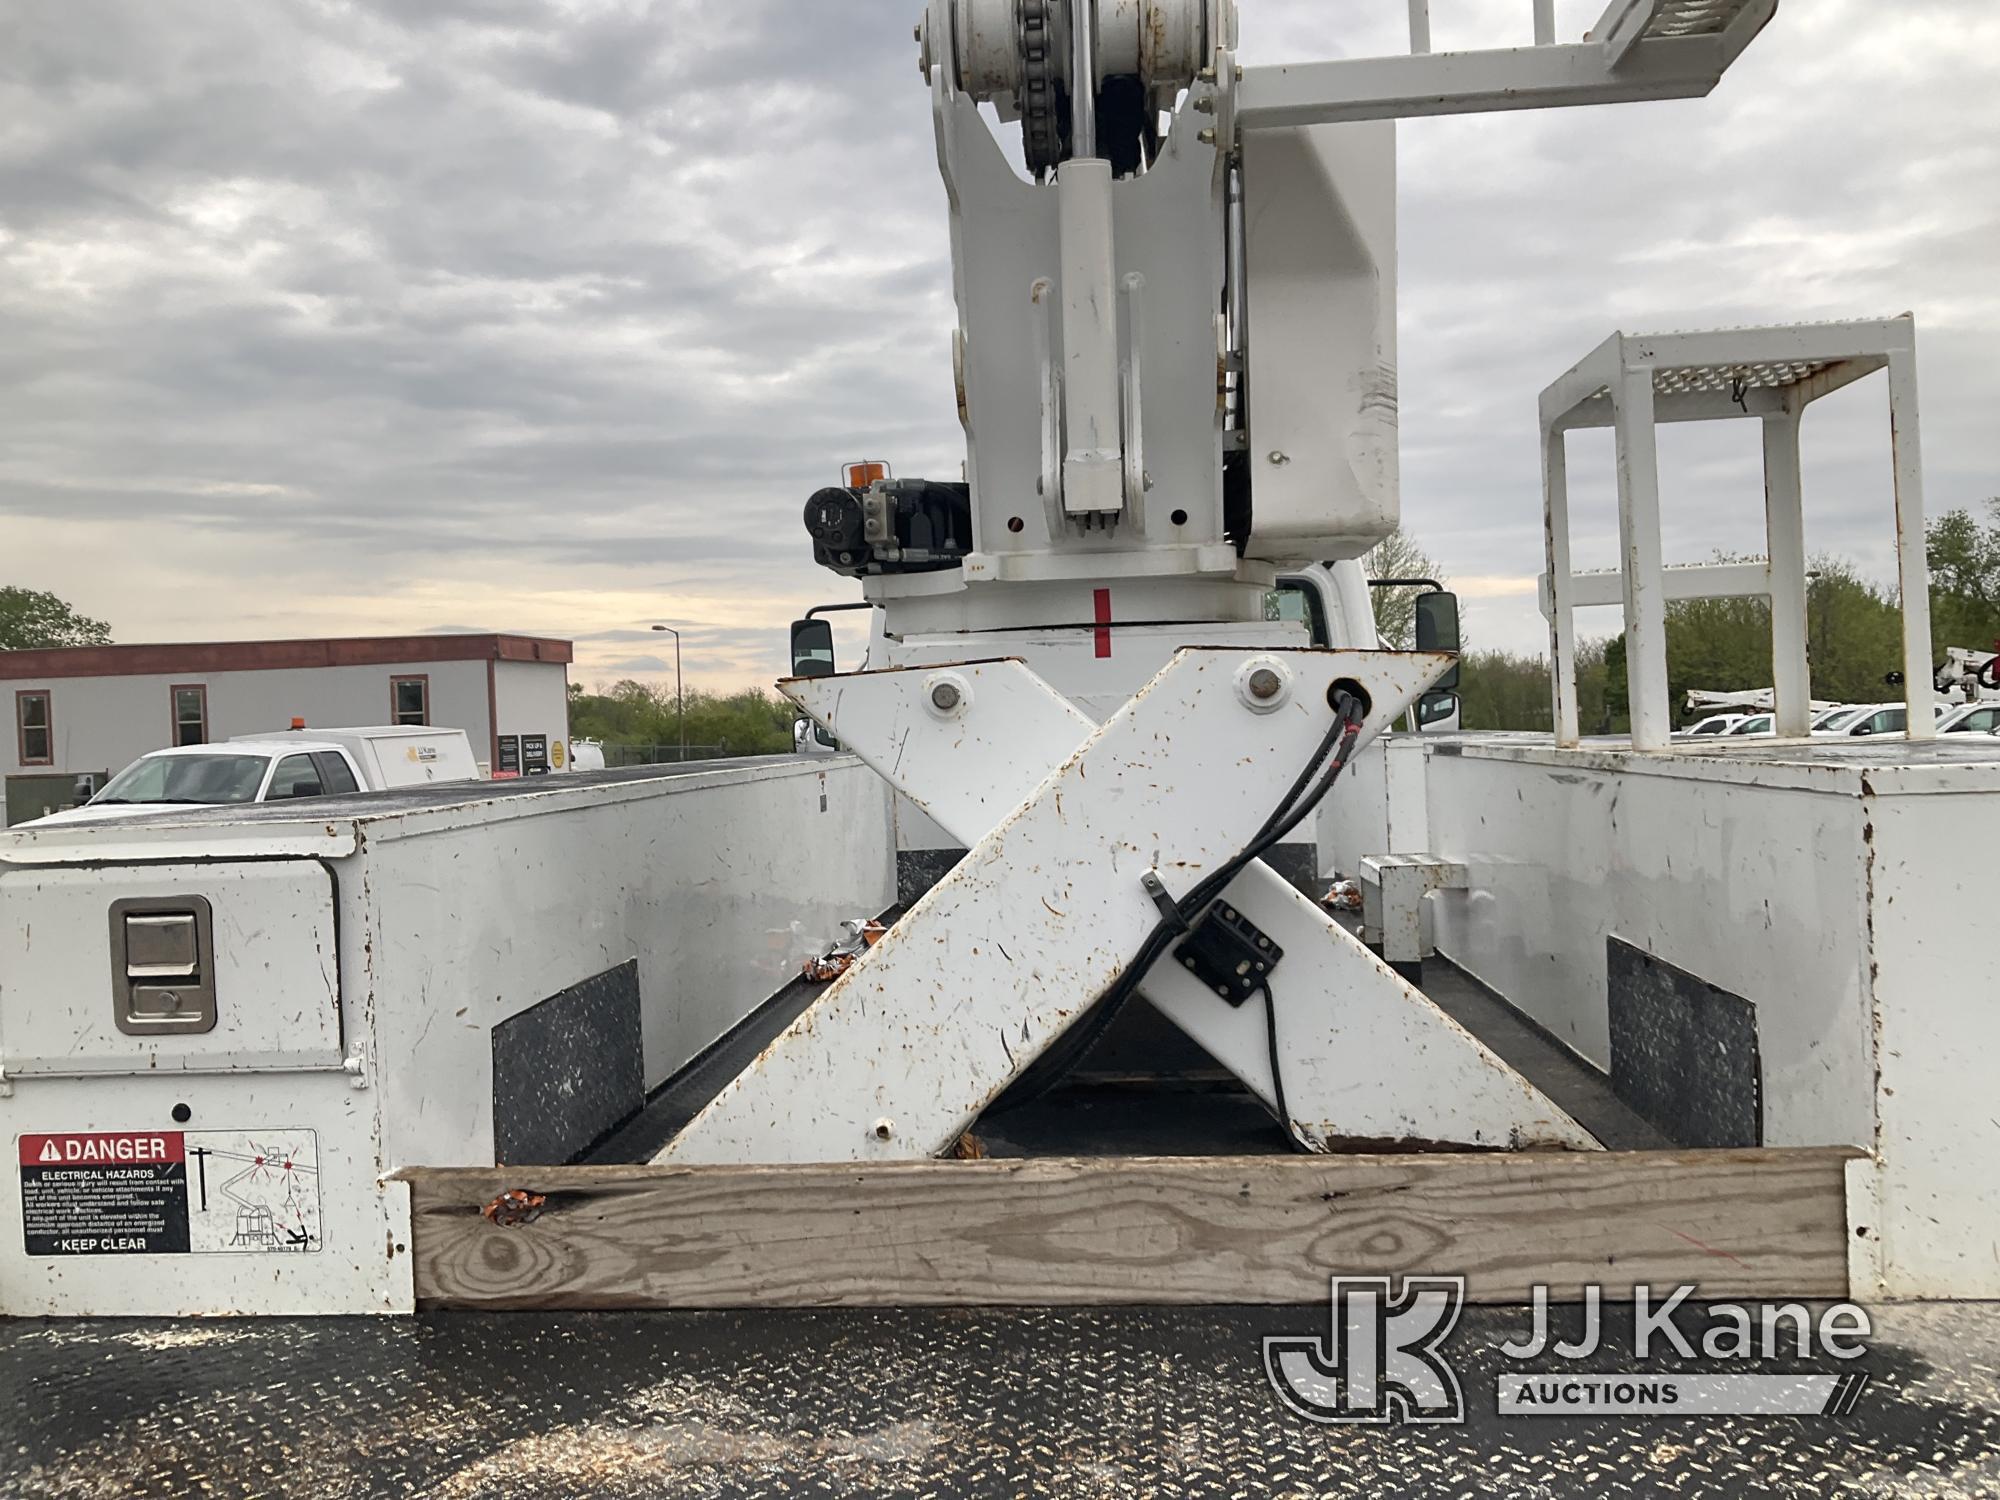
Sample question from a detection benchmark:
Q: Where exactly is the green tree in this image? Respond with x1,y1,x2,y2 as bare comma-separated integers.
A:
567,680,798,759
1804,556,1903,703
1600,553,1902,723
1454,639,1614,734
0,588,111,650
1457,650,1554,731
1362,530,1449,650
1928,501,2000,655
1574,637,1613,735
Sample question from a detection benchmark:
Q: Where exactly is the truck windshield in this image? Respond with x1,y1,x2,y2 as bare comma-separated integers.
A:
94,754,269,806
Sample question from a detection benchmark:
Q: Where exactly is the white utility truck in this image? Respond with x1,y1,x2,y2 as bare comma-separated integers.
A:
1937,644,2000,704
32,726,480,827
6,0,2000,1334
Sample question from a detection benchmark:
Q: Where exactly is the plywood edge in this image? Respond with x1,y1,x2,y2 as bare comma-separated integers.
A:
404,1148,1862,1311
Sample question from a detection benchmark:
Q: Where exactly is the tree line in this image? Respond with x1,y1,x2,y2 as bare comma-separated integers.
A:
1443,503,2000,733
565,680,799,757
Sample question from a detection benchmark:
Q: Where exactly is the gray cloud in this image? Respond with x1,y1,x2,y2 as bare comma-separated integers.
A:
1,0,1995,686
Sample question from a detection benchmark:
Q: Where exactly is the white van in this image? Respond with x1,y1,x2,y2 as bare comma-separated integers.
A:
30,726,480,826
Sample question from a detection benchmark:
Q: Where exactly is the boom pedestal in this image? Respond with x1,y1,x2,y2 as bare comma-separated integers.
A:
657,651,1595,1165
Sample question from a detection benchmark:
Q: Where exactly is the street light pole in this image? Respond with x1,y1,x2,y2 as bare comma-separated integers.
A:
650,625,685,761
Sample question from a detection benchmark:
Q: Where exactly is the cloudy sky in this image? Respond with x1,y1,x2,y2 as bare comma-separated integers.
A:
2,0,1994,690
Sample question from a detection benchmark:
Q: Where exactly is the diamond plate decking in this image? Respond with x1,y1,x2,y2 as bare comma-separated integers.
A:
8,1302,2000,1498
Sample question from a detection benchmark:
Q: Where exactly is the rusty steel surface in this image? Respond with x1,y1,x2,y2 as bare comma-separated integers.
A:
7,1303,2000,1498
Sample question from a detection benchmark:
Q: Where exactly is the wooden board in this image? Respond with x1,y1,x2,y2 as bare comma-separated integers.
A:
402,1148,1858,1310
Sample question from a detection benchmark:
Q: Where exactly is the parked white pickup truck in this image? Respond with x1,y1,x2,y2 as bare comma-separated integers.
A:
30,725,480,826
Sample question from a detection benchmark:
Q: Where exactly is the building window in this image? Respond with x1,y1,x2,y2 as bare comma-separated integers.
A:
391,675,430,727
16,691,52,766
172,685,209,747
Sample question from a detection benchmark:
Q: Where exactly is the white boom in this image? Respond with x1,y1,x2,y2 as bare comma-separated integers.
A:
700,1,1782,1163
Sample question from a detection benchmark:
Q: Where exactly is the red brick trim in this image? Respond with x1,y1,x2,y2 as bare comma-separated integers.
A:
0,634,573,682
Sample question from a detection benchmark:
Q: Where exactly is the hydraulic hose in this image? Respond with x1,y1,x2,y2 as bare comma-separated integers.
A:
991,687,1370,1115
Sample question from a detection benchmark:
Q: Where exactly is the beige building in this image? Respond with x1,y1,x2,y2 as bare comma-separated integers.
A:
4,633,572,825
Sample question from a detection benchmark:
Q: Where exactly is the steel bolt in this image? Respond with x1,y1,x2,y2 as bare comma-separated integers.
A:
1247,668,1283,702
931,681,963,712
1199,127,1217,144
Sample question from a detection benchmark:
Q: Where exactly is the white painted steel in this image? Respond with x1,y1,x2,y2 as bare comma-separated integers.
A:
893,0,1777,651
0,757,895,1314
1542,428,1582,747
2,861,344,1080
921,88,1232,611
864,565,1373,874
1540,318,1933,752
1864,789,2000,1297
669,654,1597,1162
1885,345,1936,740
1596,0,1773,63
1237,5,1775,133
1542,562,1771,615
1614,365,1671,752
1241,122,1399,563
0,1076,413,1318
1357,853,1466,964
669,652,1424,1162
1762,411,1812,737
1419,732,2000,1298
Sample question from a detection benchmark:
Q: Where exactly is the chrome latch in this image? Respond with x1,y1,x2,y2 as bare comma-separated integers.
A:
109,897,218,1036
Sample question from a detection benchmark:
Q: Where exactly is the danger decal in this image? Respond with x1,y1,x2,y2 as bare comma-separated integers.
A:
18,1129,321,1258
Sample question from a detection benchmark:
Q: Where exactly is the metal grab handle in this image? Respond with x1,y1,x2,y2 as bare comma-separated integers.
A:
110,896,218,1036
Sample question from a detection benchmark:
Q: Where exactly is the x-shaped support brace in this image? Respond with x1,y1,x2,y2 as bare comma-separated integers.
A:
657,649,1596,1164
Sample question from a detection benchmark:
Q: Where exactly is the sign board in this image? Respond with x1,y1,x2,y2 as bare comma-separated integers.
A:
495,735,521,779
522,735,550,776
19,1130,321,1257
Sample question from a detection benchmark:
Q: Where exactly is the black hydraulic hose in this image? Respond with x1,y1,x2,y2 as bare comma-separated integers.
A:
990,689,1369,1115
1260,980,1310,1154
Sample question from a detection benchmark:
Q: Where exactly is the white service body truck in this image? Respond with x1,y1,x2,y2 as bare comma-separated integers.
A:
34,726,480,827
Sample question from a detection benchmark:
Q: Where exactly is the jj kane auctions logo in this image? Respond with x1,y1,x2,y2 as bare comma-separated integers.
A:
1265,1278,1873,1423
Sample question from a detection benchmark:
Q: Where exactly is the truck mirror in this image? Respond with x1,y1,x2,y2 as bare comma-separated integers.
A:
1414,591,1462,692
1416,692,1460,731
790,618,837,679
